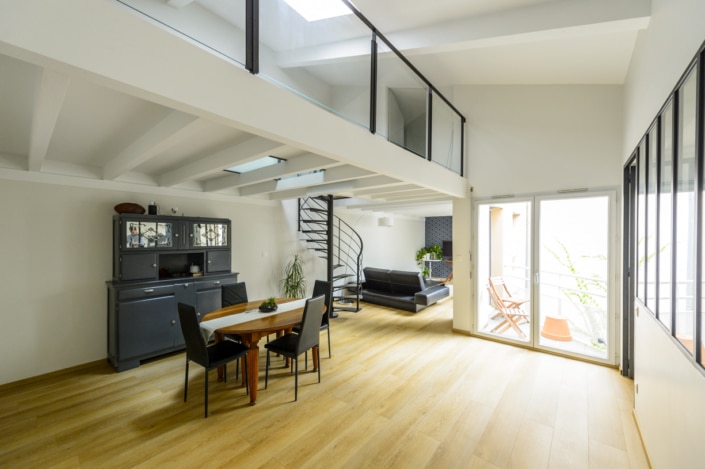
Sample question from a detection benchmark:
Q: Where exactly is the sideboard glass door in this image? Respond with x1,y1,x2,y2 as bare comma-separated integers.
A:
123,219,174,249
190,222,229,248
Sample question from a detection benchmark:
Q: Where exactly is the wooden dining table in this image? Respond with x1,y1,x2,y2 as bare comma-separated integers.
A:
200,298,318,406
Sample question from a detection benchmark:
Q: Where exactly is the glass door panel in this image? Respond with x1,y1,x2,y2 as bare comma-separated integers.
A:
476,201,532,343
537,195,610,360
476,194,614,363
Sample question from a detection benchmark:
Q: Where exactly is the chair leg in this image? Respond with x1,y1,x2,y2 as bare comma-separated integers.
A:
243,356,249,395
184,359,189,402
265,350,270,389
327,329,331,358
204,369,209,418
317,347,321,383
294,357,298,402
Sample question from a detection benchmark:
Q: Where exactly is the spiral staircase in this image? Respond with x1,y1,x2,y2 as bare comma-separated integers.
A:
298,196,363,314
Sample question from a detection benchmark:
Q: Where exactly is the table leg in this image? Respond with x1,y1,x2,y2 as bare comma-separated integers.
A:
246,344,259,405
312,345,319,371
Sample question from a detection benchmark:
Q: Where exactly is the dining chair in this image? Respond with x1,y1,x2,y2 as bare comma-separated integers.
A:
177,302,249,418
264,295,325,401
222,282,248,306
293,279,332,361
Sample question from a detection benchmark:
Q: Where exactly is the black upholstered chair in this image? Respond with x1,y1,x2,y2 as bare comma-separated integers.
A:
222,282,248,306
177,303,249,418
293,280,332,360
264,295,324,401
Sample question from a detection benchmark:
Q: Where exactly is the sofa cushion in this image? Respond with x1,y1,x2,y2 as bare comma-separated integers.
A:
388,270,425,296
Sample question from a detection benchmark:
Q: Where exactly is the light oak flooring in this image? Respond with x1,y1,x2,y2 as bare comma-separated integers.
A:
0,299,649,468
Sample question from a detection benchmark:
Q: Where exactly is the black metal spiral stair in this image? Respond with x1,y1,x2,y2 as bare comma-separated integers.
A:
298,195,363,314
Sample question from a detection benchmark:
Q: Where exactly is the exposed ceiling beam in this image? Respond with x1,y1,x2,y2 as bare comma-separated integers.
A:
268,174,402,200
237,165,373,197
28,68,70,171
103,111,201,180
370,188,435,199
353,184,420,197
342,197,451,211
160,137,287,187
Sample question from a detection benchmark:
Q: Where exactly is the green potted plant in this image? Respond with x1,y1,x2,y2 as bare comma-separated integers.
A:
259,297,278,312
427,244,443,260
281,253,307,298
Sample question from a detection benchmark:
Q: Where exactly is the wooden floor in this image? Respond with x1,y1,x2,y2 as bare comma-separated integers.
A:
0,299,649,468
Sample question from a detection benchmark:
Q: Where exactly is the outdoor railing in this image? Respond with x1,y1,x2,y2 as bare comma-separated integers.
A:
115,0,465,176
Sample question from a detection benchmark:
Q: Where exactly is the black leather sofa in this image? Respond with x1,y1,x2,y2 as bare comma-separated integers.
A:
360,267,450,312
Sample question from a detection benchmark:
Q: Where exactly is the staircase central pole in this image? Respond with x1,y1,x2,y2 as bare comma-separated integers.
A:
325,194,338,318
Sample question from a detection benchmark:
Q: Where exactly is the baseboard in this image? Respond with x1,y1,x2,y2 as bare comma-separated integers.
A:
632,409,654,469
0,359,109,391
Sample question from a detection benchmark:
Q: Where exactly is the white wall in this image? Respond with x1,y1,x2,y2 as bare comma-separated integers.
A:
633,302,705,468
336,209,424,272
623,0,705,466
623,0,705,157
0,179,313,385
455,85,624,198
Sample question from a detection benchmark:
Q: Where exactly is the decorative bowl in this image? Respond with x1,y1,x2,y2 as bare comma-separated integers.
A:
258,304,278,313
114,202,146,214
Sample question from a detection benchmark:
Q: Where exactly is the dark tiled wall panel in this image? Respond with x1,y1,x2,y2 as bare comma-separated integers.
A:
425,216,452,279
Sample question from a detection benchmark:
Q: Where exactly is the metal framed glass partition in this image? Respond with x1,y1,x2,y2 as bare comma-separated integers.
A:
113,0,466,176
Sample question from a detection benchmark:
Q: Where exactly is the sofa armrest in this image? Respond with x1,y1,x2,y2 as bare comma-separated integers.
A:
414,285,450,306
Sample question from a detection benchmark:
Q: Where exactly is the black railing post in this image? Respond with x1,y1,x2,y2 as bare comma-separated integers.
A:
427,87,433,161
370,31,378,134
246,0,259,74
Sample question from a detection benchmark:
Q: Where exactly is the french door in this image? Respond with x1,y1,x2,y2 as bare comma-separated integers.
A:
475,191,616,364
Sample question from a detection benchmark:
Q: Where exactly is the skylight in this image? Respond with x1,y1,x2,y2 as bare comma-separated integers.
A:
225,156,284,174
282,0,352,22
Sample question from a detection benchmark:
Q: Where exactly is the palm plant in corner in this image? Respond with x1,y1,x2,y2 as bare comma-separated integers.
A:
281,254,307,298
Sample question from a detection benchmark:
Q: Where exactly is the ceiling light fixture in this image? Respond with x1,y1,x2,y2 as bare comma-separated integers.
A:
282,0,352,22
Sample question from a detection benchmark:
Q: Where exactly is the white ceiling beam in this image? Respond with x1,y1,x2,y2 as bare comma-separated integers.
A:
160,137,287,187
204,153,337,192
354,184,420,197
378,190,441,202
28,68,70,172
268,174,402,200
343,197,451,211
277,0,650,68
238,165,374,197
103,111,200,180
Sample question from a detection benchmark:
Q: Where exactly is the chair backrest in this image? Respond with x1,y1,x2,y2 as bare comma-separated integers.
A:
177,303,209,366
222,282,248,307
486,280,506,311
311,280,332,325
488,277,512,301
296,295,325,354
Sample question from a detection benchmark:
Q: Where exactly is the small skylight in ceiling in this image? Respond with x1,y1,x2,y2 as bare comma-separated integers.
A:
282,0,352,22
225,156,284,174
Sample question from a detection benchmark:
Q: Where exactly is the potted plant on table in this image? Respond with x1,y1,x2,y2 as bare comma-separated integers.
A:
281,254,307,298
415,245,443,278
259,297,278,312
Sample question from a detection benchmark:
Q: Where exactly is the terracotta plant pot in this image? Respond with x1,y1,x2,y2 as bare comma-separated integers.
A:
541,316,572,341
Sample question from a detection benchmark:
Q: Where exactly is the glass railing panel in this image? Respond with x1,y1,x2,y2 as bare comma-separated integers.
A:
116,0,247,67
431,93,463,175
375,40,429,158
258,0,372,129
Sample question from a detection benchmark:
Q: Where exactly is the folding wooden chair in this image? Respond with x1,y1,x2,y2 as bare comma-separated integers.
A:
487,278,529,339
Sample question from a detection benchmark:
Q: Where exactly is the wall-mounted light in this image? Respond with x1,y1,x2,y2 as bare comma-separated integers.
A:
378,216,394,227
